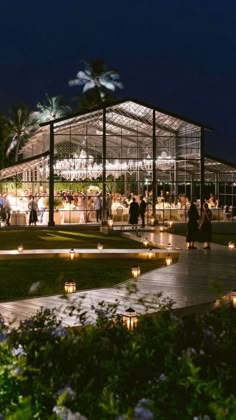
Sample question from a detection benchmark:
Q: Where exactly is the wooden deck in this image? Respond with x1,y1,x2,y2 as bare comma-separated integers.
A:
0,231,235,326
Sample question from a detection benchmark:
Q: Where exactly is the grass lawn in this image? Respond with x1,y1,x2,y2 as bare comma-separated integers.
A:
0,228,171,301
0,229,148,250
0,258,171,301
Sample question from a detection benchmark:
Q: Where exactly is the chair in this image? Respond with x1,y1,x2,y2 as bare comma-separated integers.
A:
116,206,124,222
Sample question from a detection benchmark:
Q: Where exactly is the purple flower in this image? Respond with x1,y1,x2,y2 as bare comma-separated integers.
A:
52,325,67,338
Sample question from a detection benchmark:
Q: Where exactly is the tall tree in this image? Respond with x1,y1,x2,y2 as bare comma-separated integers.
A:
68,59,123,109
6,106,34,163
0,114,10,168
30,94,71,124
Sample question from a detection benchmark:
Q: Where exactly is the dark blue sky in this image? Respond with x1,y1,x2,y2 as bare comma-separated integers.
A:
1,0,236,161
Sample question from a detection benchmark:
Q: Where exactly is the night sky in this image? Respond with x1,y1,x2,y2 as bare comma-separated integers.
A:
1,0,236,162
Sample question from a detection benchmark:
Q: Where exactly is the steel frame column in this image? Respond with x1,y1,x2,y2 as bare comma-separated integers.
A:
102,107,107,223
48,123,55,226
200,127,205,213
152,110,157,218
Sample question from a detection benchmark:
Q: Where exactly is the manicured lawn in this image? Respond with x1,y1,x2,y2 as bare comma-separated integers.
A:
0,229,148,250
0,258,170,301
0,228,171,301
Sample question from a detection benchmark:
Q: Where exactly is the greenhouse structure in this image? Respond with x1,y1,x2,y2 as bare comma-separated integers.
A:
0,98,236,226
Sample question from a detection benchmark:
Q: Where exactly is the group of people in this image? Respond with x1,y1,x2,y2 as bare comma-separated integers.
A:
186,202,212,250
129,196,147,229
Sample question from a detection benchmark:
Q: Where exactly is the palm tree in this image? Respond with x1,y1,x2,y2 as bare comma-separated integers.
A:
68,59,123,109
0,114,10,168
30,94,71,124
6,106,34,162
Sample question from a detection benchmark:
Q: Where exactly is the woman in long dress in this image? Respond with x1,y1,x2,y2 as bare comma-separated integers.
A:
28,196,38,226
186,203,199,249
199,202,212,249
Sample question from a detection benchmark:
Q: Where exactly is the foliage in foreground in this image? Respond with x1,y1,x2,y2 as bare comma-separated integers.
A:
0,297,236,419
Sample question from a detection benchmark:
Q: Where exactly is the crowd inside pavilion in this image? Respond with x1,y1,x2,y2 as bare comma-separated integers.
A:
0,98,236,226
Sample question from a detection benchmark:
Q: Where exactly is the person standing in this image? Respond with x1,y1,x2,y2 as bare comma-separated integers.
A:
139,196,147,228
186,203,199,249
199,202,212,249
28,196,38,226
94,193,102,223
129,197,139,229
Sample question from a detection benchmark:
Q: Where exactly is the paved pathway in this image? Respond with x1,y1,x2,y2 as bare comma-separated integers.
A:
0,231,235,326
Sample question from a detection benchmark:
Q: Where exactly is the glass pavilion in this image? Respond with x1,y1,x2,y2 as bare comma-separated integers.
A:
0,99,236,226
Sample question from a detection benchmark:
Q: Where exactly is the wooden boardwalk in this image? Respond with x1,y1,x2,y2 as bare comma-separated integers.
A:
0,231,235,326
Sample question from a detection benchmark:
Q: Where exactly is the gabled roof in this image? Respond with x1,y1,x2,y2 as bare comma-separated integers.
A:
40,97,213,131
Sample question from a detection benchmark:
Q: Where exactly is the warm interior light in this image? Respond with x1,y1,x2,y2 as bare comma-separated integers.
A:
122,307,138,330
64,281,76,293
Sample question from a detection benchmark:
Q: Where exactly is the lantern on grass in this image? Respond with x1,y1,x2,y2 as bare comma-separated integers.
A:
69,248,75,260
64,281,76,294
108,218,113,229
230,289,236,308
143,238,149,247
97,242,103,252
147,248,154,259
228,241,235,249
17,244,24,253
122,307,138,330
165,254,173,266
131,265,141,279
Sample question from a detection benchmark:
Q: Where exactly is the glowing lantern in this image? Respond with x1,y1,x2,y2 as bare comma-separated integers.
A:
228,241,235,249
69,248,75,260
159,226,164,232
230,289,236,308
143,238,149,247
97,242,104,252
168,220,173,228
131,266,141,279
150,216,155,226
148,248,154,259
64,281,76,293
122,307,138,330
165,254,172,266
17,244,24,253
108,219,113,229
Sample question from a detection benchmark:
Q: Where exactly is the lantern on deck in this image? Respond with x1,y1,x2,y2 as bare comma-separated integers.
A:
17,244,24,253
230,289,236,308
64,281,76,293
165,254,173,266
150,216,155,226
143,238,149,247
159,226,164,232
69,248,75,260
168,220,173,228
122,307,138,330
131,265,141,279
108,219,113,229
97,242,104,252
147,248,154,259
